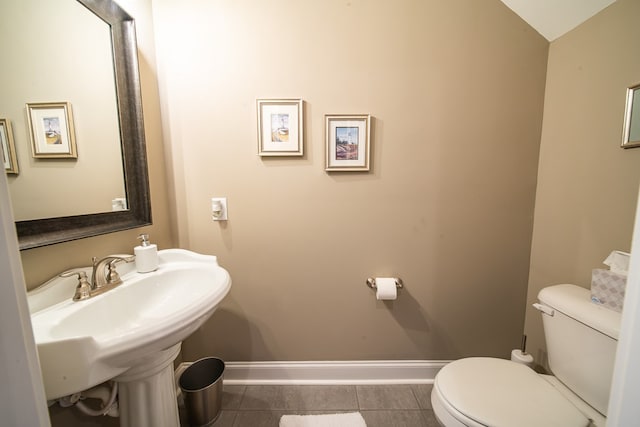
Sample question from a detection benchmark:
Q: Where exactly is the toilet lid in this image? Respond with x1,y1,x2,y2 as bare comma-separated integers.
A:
435,358,590,427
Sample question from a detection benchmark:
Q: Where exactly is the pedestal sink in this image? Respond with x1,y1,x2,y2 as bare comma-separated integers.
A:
28,249,232,427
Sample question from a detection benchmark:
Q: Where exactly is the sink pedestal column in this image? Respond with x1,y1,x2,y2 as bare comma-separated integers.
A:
116,343,182,427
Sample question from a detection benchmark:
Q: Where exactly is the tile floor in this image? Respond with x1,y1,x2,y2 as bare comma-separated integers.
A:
180,384,439,427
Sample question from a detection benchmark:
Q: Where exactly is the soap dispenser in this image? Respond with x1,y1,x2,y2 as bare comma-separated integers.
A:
135,234,158,273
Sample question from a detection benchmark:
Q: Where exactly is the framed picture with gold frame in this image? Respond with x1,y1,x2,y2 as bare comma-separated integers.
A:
1,118,19,174
26,102,78,158
257,98,303,156
325,114,371,171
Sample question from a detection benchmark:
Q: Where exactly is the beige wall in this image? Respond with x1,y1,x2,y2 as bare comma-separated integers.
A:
20,0,175,289
524,0,640,367
154,0,548,362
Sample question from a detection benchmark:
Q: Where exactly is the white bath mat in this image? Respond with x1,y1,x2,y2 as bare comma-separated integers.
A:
279,412,367,427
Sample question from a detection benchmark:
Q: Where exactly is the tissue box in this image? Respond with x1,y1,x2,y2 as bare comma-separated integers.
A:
591,269,626,312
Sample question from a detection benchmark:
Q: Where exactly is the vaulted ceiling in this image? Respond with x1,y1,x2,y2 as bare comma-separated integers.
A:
499,0,617,41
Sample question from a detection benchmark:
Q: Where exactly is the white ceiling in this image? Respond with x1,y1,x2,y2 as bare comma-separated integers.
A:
499,0,617,41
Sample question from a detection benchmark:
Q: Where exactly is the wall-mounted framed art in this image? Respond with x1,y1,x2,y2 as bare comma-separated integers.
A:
1,118,19,174
257,98,304,156
325,114,371,171
622,82,640,148
26,102,78,158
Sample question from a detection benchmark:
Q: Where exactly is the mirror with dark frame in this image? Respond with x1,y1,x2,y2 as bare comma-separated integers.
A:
15,0,151,250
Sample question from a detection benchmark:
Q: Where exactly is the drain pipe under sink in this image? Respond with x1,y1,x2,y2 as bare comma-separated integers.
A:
58,382,119,417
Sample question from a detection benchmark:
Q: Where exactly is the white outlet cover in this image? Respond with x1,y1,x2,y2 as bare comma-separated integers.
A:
211,197,228,221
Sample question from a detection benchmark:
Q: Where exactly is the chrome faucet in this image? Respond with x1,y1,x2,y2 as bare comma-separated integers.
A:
61,255,135,301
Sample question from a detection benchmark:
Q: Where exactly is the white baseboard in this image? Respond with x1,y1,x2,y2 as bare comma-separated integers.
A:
175,360,450,386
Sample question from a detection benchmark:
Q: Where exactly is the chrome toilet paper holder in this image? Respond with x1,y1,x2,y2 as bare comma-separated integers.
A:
366,278,403,289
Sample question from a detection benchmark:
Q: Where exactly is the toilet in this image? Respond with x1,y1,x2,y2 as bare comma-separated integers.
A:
431,284,621,427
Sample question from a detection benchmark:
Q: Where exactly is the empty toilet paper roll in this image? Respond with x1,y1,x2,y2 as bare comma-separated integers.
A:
375,278,397,300
511,349,534,367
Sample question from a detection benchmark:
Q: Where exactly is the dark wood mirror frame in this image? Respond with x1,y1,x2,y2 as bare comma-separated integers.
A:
16,0,151,250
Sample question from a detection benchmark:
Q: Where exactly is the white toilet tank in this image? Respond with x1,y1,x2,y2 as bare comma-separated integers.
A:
536,284,621,416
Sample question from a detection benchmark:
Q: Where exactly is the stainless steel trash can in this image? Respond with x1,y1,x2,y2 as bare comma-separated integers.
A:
179,357,225,426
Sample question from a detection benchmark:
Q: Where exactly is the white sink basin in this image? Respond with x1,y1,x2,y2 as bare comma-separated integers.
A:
28,249,231,401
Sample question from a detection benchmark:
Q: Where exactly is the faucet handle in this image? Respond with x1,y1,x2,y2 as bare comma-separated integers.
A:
110,254,136,263
60,270,92,301
105,255,136,286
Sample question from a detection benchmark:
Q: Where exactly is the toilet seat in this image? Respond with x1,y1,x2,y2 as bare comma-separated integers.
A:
432,357,591,427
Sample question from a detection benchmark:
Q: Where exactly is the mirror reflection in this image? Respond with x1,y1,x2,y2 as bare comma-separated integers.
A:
0,0,126,220
7,0,151,250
